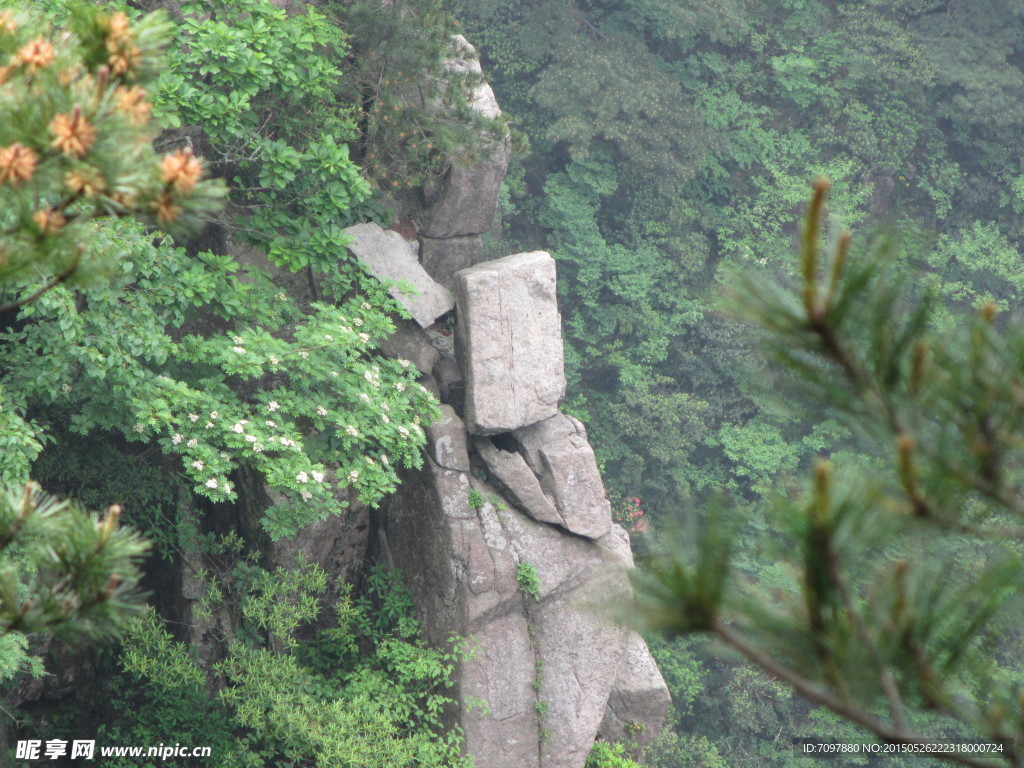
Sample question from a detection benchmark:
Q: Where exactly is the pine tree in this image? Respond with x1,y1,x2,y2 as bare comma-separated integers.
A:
0,1,222,680
634,179,1024,767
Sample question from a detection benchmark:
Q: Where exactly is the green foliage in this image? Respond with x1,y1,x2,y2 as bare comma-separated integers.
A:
463,0,1024,528
1,220,437,539
153,0,373,273
467,488,484,509
459,0,1024,763
586,741,641,768
112,562,468,768
516,561,541,602
1,0,442,541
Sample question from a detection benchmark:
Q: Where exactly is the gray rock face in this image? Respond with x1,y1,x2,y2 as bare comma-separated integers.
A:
379,317,441,376
345,222,454,328
381,458,652,768
598,633,673,747
427,405,471,472
476,437,562,525
419,234,484,288
360,32,668,768
511,414,612,540
376,406,669,768
420,37,510,240
456,252,566,434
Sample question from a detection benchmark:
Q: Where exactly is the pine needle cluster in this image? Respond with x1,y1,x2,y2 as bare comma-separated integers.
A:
0,1,223,312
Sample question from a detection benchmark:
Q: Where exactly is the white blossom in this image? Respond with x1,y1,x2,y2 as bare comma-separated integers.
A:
361,302,371,310
346,426,359,437
61,383,72,393
359,393,371,403
301,490,313,501
210,411,219,418
311,470,325,483
331,371,339,377
381,454,389,465
398,359,411,368
398,426,410,437
296,471,309,483
134,423,145,433
187,439,198,448
223,482,232,494
192,460,204,470
266,420,277,427
189,413,199,422
205,478,219,489
316,406,328,416
232,335,244,344
269,356,279,365
299,351,309,360
205,422,214,430
348,470,359,482
353,317,364,327
359,332,370,343
395,382,406,392
172,433,183,445
381,414,390,424
232,346,246,354
324,334,333,341
245,434,258,443
231,422,245,434
268,401,280,411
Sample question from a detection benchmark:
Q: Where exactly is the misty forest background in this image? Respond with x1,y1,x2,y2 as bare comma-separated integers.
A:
5,0,1024,766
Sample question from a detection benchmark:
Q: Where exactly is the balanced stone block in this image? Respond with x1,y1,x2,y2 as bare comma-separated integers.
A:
456,252,566,434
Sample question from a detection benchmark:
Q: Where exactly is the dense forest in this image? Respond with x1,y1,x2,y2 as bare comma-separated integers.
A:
455,0,1024,765
4,0,1024,766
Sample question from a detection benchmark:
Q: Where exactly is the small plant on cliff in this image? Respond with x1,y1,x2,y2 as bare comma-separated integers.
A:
517,560,541,601
467,488,484,509
586,741,643,768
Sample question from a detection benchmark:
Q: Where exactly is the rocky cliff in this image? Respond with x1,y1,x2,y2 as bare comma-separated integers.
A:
343,38,670,768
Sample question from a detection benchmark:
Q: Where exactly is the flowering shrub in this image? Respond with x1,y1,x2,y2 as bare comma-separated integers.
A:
5,222,438,539
0,0,439,542
615,496,649,535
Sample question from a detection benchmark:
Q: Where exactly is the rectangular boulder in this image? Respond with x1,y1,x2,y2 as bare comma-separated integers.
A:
456,252,566,434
